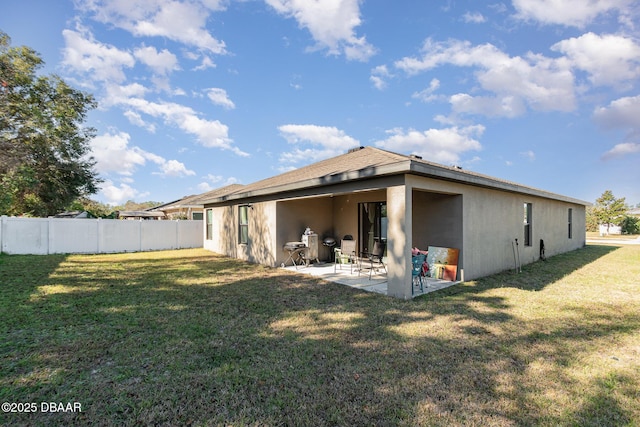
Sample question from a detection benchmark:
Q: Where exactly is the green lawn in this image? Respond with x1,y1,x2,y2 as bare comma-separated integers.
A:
1,245,639,426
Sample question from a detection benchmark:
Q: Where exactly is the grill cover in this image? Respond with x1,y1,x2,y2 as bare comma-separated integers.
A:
283,242,306,251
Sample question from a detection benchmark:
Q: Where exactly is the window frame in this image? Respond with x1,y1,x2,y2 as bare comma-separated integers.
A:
568,208,573,239
524,202,532,247
206,209,213,240
238,205,249,245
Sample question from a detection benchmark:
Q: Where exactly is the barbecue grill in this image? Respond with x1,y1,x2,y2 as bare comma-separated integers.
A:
322,237,337,262
281,241,308,269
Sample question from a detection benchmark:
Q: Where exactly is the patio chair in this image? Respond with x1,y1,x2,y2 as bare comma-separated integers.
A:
358,240,387,279
411,253,427,295
334,238,357,273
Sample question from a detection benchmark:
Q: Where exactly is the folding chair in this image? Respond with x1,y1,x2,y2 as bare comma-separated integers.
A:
358,240,387,279
334,238,357,273
411,253,427,294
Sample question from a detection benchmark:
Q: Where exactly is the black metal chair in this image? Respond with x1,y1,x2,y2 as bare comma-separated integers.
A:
358,240,387,279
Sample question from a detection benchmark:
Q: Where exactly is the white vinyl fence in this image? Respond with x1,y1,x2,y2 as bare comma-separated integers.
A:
0,216,203,255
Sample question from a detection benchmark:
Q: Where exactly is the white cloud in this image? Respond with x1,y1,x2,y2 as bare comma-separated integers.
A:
202,174,224,184
78,0,227,53
462,11,486,23
412,78,442,103
512,0,633,27
90,132,148,175
197,175,239,192
594,95,640,158
602,142,640,159
120,98,247,155
100,180,141,205
124,110,157,133
552,33,640,88
192,55,217,71
520,150,536,161
206,88,236,109
62,28,135,83
593,95,640,129
374,125,484,165
197,182,214,192
102,83,150,107
62,24,243,156
277,124,360,164
264,0,376,61
90,131,196,177
370,65,392,90
449,93,527,118
156,159,196,177
134,45,179,75
395,38,576,116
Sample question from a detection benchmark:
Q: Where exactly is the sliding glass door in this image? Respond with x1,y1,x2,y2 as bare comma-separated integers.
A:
358,202,387,255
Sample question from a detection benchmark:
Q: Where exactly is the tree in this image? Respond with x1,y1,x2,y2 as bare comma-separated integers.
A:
592,190,627,234
114,200,164,211
620,215,639,235
0,32,101,217
66,197,115,218
585,206,599,232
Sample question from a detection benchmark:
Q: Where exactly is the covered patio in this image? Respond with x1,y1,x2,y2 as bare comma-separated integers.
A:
281,261,460,298
273,183,464,299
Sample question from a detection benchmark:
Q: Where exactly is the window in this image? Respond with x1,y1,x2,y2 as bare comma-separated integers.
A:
238,205,249,244
568,208,573,239
192,212,203,220
524,203,532,246
206,209,213,240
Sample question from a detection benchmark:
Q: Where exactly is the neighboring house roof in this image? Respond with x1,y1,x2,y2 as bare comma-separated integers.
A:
202,146,589,206
628,207,640,216
117,211,166,219
53,211,93,219
149,184,245,212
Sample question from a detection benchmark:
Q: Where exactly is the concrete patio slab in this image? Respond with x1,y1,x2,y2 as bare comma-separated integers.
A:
281,262,459,297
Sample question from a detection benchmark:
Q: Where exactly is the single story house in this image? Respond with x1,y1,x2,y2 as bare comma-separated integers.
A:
149,184,243,220
202,146,588,299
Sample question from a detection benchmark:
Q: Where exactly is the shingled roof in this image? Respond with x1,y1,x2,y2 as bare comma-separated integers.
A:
202,146,589,206
150,184,245,211
238,146,405,192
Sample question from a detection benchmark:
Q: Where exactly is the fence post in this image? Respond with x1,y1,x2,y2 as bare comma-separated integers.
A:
96,218,101,254
0,216,5,253
47,217,52,255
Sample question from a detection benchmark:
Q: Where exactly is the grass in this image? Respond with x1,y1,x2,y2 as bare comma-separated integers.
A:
1,245,639,426
587,231,639,240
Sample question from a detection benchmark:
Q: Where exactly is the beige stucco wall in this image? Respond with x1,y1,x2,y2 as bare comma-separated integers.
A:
203,202,278,266
412,190,463,253
275,197,334,263
406,174,586,282
386,185,412,298
331,189,386,253
203,205,232,256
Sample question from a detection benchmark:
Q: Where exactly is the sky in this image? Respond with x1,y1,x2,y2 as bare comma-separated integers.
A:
2,0,639,207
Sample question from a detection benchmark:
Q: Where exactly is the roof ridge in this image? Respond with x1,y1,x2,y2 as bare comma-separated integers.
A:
234,145,408,194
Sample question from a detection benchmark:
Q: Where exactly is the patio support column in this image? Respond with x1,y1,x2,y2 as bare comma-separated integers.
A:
386,184,413,299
